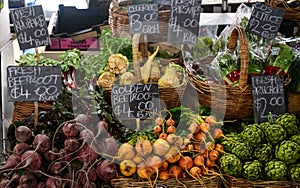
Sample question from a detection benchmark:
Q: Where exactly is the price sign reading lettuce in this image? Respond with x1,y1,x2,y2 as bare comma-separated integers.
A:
246,3,285,40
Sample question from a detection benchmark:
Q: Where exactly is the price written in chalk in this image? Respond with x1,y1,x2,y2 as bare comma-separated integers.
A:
168,3,201,44
128,4,160,35
7,66,62,102
112,84,160,119
246,3,285,40
251,75,286,124
10,5,50,50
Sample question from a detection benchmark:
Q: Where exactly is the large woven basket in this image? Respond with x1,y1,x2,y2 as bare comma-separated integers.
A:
187,26,253,119
225,176,300,188
111,176,222,188
104,33,187,110
12,101,54,122
265,0,300,25
109,0,171,42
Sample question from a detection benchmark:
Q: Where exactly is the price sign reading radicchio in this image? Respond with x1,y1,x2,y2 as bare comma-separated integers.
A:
246,3,285,40
111,84,160,119
7,66,62,102
251,75,286,124
10,5,50,50
168,0,201,45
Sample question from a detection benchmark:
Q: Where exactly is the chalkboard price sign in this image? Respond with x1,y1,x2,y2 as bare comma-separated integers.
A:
168,3,201,44
112,84,160,119
7,66,62,102
128,4,160,35
246,3,285,40
251,75,286,124
10,5,50,50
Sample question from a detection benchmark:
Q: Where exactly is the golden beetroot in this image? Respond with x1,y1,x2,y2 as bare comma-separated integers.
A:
153,139,170,156
193,155,205,167
135,139,152,157
118,143,135,160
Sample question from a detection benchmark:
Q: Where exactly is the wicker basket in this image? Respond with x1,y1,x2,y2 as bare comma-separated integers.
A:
111,176,222,188
265,0,300,25
225,176,300,188
12,101,54,122
104,33,187,110
187,26,253,119
109,0,171,42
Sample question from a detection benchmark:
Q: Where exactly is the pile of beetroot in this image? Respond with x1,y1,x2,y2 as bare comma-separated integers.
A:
0,113,119,188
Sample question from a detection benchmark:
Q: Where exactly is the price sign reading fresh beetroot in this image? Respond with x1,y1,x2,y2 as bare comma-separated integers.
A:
246,3,285,40
251,75,286,124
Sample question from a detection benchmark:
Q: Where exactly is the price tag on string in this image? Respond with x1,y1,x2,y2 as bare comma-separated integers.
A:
246,3,285,40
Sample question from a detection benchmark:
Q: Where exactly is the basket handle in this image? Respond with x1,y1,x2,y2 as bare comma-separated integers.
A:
227,26,249,89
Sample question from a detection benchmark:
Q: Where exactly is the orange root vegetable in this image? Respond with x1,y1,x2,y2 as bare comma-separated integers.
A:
164,147,181,164
199,123,211,133
193,155,205,167
215,143,224,153
137,162,154,179
159,132,168,140
205,115,217,126
205,158,216,168
188,123,200,134
179,156,193,170
146,155,162,171
158,170,170,180
155,117,164,126
200,149,208,158
209,150,220,161
167,126,176,134
166,118,175,127
154,125,162,133
166,134,178,144
212,128,225,140
169,165,182,179
190,166,202,178
161,161,169,171
195,132,206,142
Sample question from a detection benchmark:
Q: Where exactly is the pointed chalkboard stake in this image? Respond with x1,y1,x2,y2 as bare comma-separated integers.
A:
136,118,140,131
34,48,40,128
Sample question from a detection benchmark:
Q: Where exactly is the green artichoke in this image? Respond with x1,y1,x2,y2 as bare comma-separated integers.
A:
257,121,271,133
254,143,274,163
231,142,253,161
289,163,300,182
265,160,288,181
240,124,265,148
265,124,286,146
275,140,300,165
289,134,300,146
242,160,263,180
219,153,243,177
275,113,299,136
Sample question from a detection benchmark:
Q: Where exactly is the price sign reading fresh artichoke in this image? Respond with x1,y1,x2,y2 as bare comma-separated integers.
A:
251,75,286,124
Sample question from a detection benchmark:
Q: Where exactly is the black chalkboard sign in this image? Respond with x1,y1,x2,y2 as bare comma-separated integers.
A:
10,5,50,50
128,4,160,35
7,66,62,102
246,3,285,40
111,84,160,119
251,75,286,124
167,3,201,44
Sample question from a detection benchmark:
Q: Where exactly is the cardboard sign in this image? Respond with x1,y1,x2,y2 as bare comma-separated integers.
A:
251,75,286,124
7,66,62,102
112,84,160,119
10,5,50,50
128,4,160,35
168,3,201,44
246,3,285,40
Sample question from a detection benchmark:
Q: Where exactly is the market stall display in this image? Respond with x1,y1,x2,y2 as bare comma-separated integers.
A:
1,0,300,187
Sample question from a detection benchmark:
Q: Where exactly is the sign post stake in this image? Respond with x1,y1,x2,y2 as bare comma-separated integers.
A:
34,48,41,127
